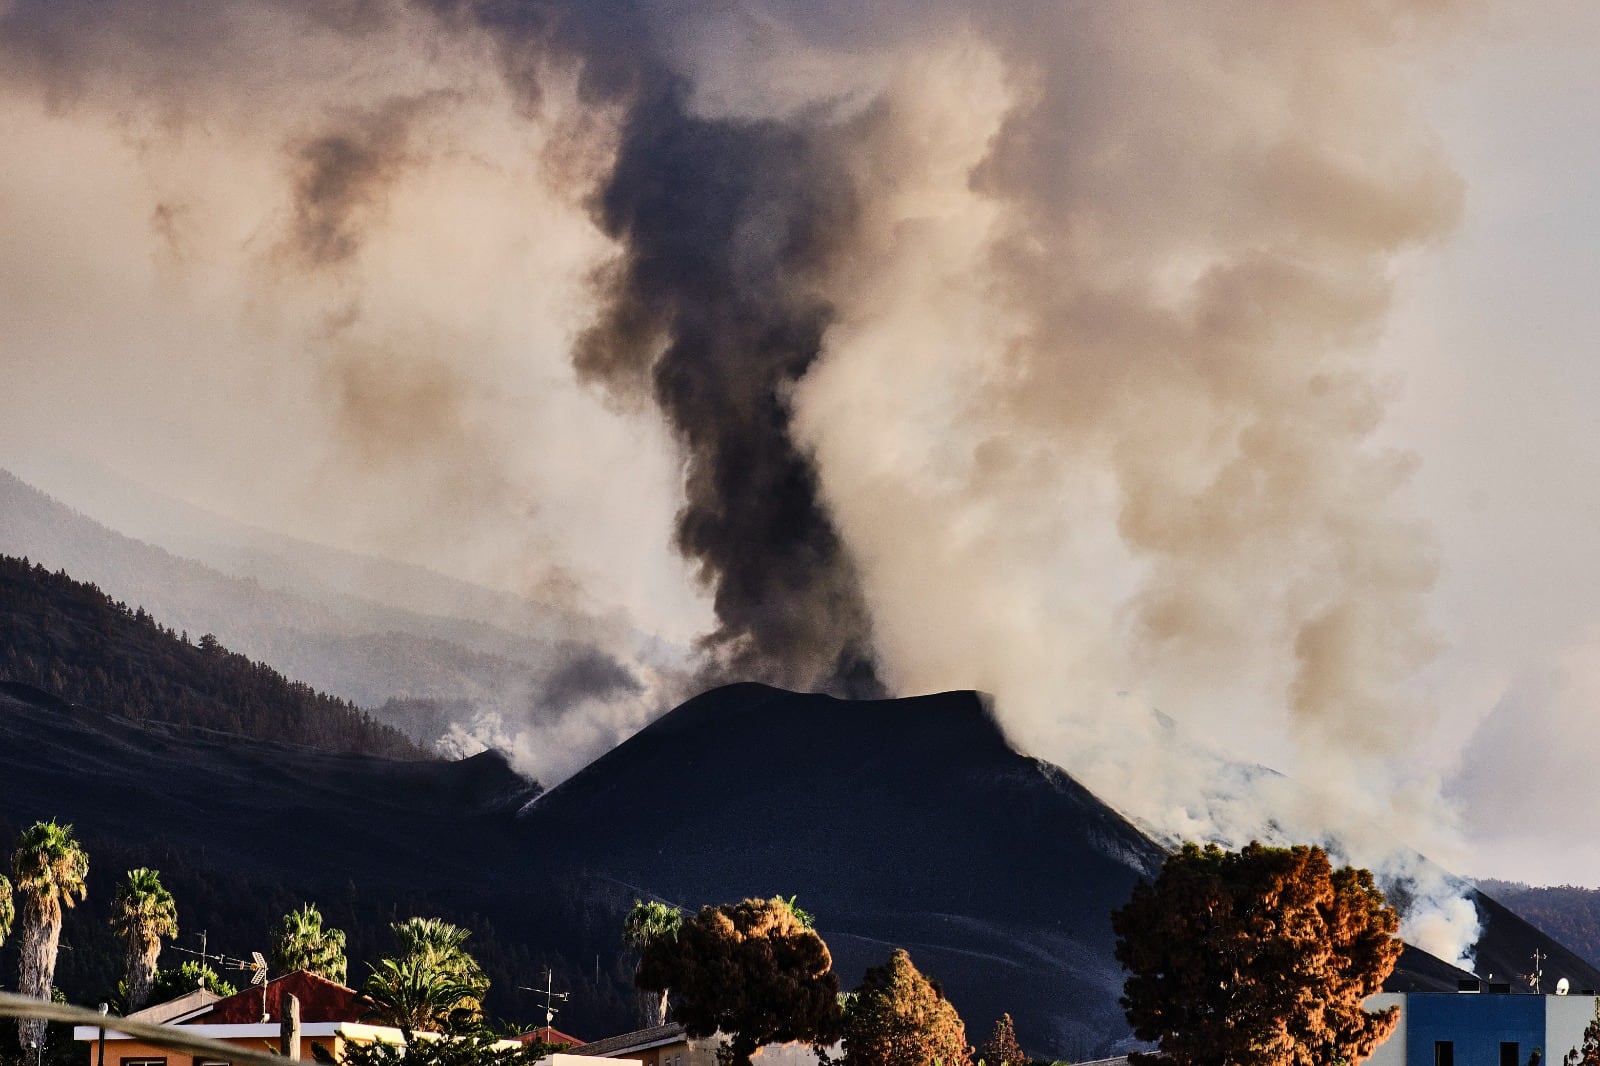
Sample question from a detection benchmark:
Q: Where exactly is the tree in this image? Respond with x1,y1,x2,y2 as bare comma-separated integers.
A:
841,948,971,1066
109,868,179,1012
979,1014,1028,1066
363,917,489,1041
272,902,348,984
1112,841,1402,1066
0,874,13,946
12,820,89,1049
623,900,683,1027
637,896,841,1066
151,961,238,1002
341,1030,554,1066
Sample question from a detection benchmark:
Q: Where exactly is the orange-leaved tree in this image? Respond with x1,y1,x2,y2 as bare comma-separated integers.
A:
637,896,839,1066
842,948,972,1066
1112,841,1402,1066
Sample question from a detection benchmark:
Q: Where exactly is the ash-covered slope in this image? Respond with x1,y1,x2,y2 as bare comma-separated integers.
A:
0,680,590,1029
518,683,1600,1056
3,670,1591,1055
520,683,1168,1058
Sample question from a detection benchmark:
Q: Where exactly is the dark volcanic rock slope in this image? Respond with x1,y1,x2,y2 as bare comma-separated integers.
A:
519,683,1170,1058
6,668,1596,1058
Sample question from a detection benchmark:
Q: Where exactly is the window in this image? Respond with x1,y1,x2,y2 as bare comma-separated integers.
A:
1502,1044,1521,1066
1436,1042,1455,1066
197,1059,231,1066
122,1058,167,1066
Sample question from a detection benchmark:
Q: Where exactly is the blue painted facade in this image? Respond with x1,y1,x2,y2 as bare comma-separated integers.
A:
1404,995,1546,1066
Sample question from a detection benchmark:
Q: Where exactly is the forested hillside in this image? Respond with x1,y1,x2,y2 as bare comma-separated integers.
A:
1477,879,1600,969
0,554,426,758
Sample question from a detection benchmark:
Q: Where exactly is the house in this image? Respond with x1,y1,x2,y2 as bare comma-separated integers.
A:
568,1023,839,1066
1366,985,1600,1066
76,972,638,1066
74,971,406,1066
518,1027,587,1050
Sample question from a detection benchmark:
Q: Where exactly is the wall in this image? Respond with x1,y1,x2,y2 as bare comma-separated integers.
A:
1406,995,1545,1066
1368,993,1408,1066
1544,994,1600,1066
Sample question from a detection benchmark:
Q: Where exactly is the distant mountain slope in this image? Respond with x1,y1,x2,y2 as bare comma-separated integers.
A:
1477,880,1600,975
0,554,424,757
0,468,642,747
3,455,587,645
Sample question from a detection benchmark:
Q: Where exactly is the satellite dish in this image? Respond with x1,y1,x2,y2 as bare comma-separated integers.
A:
1558,978,1571,996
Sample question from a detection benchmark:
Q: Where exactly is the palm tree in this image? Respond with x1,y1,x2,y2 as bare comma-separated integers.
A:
363,955,483,1043
363,917,488,1039
13,821,89,1049
109,868,178,1012
271,903,348,984
623,900,682,1026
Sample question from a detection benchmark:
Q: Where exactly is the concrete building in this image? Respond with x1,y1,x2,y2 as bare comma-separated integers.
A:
1366,987,1600,1066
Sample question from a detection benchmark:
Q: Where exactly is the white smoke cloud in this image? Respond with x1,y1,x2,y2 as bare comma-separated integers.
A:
0,0,1508,963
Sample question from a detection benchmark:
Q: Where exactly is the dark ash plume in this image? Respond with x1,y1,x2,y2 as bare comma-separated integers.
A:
540,646,644,714
575,81,881,696
425,0,884,695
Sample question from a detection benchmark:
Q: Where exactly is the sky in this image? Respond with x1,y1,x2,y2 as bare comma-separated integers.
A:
1,1,1599,895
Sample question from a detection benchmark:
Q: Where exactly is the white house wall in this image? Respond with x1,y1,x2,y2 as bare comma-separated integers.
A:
1367,993,1408,1066
1543,994,1600,1066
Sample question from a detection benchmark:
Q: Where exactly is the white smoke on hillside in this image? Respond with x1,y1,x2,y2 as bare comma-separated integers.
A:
0,0,1483,959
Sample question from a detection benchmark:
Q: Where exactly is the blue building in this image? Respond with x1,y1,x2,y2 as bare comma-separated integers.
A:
1366,989,1600,1066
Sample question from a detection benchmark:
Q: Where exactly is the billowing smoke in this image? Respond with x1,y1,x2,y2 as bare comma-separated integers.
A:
0,0,1484,958
571,79,879,694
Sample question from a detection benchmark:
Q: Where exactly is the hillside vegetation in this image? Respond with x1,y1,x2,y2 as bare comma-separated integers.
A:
0,553,426,758
1478,879,1600,970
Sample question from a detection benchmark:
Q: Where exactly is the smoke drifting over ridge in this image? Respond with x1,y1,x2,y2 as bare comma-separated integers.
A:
1,0,1479,955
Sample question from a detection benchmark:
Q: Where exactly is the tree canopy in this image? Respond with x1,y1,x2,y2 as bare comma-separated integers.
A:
110,867,179,1012
13,819,90,1049
152,960,237,1001
364,917,489,1041
637,896,840,1066
340,1030,557,1066
841,948,971,1066
1112,841,1402,1066
0,874,13,946
624,900,683,1028
979,1014,1028,1066
272,902,348,984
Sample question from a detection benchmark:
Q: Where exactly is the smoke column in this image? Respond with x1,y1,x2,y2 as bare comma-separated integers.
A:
0,0,1479,957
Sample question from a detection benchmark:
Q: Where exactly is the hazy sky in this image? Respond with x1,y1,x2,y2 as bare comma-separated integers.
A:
3,1,1599,890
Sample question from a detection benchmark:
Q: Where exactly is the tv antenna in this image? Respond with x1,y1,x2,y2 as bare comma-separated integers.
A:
518,968,569,1033
1525,948,1547,993
228,951,270,1022
168,931,230,985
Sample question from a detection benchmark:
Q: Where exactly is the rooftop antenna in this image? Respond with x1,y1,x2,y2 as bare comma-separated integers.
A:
234,952,269,1022
169,931,228,985
518,968,569,1035
1525,949,1547,994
